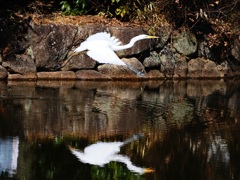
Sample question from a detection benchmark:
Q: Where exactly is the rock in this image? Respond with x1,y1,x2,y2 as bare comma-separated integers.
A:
37,71,76,80
188,58,228,78
216,61,228,74
26,23,167,72
8,73,37,80
147,70,165,79
61,53,97,71
30,24,78,70
74,24,107,45
159,46,175,78
231,36,240,61
1,17,238,80
2,54,36,75
172,30,197,56
0,65,8,79
173,55,188,78
155,25,173,49
75,70,112,80
98,57,146,79
143,51,161,68
198,40,211,59
144,46,188,79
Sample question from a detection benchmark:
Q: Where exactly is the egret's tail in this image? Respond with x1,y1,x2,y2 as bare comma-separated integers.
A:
121,133,144,147
125,64,145,77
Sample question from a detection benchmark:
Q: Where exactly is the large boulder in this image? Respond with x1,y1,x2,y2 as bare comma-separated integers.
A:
188,58,228,78
28,24,78,70
143,51,161,68
172,30,197,56
61,53,97,71
2,54,36,79
98,57,146,79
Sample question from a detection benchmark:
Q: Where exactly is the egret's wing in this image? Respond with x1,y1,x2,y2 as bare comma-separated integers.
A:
86,32,121,46
87,48,126,66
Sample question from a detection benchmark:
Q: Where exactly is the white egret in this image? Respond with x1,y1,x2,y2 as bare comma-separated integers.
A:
68,134,154,174
63,32,158,76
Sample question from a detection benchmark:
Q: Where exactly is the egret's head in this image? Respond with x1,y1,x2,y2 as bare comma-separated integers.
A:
131,34,158,42
147,35,159,39
138,34,159,40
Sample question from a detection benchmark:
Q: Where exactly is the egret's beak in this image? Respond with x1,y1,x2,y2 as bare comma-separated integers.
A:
144,167,155,173
148,35,159,39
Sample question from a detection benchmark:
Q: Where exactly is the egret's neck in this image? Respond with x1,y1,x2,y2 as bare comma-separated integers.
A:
111,36,145,51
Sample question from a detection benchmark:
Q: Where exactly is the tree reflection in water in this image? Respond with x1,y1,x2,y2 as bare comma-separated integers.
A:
0,80,240,179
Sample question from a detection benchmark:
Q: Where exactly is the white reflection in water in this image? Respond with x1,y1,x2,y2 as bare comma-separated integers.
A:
69,134,154,174
207,135,230,164
0,137,19,177
190,135,230,165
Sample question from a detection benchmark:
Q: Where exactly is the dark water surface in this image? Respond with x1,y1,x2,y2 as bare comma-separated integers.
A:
0,80,240,180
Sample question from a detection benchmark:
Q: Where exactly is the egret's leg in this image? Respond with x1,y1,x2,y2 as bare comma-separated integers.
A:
53,55,75,70
125,64,145,77
60,52,82,69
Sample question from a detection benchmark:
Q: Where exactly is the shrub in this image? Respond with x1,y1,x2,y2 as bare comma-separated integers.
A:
59,0,155,21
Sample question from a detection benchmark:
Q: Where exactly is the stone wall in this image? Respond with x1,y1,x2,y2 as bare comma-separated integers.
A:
0,18,240,80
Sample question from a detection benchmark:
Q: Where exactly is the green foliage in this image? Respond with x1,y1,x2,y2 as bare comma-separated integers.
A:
115,6,128,18
59,0,156,21
60,1,71,15
60,0,88,15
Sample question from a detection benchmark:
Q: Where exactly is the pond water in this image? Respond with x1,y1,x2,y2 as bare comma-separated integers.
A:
0,80,240,179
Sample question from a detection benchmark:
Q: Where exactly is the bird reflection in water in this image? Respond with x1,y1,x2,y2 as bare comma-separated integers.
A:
68,134,154,174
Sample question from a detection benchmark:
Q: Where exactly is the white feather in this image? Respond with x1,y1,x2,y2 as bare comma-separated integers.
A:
87,48,126,66
86,32,122,46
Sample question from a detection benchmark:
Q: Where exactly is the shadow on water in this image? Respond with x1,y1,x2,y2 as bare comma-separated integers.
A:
1,80,240,179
